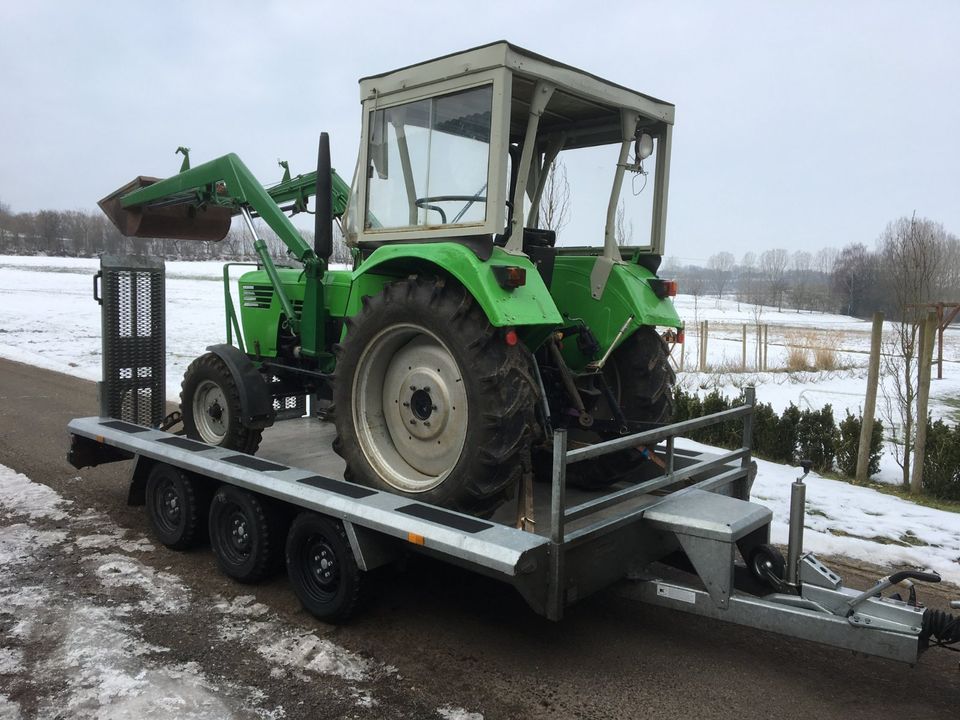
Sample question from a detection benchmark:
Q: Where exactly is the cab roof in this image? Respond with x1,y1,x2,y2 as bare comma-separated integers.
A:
358,41,675,128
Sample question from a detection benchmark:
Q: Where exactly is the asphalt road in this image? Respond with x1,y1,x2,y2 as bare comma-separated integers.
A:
1,357,958,719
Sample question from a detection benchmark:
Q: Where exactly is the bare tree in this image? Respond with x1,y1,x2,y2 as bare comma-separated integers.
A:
789,250,813,311
879,214,946,490
539,158,570,236
614,200,634,246
708,251,735,301
759,248,789,310
737,251,756,310
830,243,874,316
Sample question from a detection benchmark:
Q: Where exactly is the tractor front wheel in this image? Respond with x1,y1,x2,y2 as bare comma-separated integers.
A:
333,278,536,517
181,353,262,454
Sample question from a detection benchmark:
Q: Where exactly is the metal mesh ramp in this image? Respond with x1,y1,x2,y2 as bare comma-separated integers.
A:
95,255,165,427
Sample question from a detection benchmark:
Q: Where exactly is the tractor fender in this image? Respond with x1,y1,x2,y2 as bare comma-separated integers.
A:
205,344,276,429
349,243,563,331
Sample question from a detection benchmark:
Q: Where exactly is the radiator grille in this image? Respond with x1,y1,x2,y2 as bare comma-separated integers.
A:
241,284,274,309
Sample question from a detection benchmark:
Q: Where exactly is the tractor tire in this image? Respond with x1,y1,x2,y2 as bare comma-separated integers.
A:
567,326,675,490
332,277,537,517
181,353,262,454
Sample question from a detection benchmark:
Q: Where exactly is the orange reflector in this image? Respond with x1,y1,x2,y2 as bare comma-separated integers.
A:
492,265,526,290
95,435,105,443
505,329,519,346
407,532,425,545
664,279,678,297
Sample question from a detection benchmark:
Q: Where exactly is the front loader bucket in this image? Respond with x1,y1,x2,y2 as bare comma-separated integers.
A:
98,176,233,241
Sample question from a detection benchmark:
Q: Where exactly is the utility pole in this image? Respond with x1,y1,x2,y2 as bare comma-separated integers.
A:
856,312,883,484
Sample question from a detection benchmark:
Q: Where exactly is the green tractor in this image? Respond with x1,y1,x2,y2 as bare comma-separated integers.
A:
99,42,682,517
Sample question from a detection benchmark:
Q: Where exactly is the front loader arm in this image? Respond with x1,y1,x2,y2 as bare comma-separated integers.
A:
100,151,350,350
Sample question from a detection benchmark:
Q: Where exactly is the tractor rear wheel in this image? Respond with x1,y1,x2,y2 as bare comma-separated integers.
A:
332,278,536,517
567,326,675,489
181,353,262,454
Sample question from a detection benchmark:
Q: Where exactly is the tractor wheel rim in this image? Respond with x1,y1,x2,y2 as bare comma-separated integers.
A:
193,379,228,444
353,324,468,493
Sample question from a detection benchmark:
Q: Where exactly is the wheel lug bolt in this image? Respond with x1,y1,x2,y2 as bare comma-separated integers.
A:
431,405,438,411
410,419,417,425
402,402,409,407
424,421,431,427
409,385,417,392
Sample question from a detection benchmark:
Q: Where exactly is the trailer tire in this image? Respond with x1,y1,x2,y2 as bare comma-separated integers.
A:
145,463,208,550
208,485,283,583
181,353,262,454
333,277,537,517
286,512,362,624
568,326,675,489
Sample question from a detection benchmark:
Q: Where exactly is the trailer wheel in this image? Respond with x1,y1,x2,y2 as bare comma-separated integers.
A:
286,512,362,623
208,485,283,583
145,463,208,550
333,277,537,517
747,543,786,588
568,326,675,489
181,353,262,454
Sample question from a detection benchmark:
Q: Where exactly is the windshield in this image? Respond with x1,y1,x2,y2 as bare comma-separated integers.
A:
365,84,493,231
535,136,659,249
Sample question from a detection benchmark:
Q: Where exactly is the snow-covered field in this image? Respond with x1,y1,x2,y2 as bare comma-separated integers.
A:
0,254,958,584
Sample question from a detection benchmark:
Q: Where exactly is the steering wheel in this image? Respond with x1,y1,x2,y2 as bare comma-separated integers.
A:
415,193,487,224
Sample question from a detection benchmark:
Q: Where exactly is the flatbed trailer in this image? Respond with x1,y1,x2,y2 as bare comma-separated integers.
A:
68,403,957,665
67,256,958,665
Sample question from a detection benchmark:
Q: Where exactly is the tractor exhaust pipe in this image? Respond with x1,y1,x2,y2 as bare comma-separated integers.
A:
314,133,333,262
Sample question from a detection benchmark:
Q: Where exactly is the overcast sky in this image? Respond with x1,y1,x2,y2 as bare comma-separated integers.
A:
1,1,957,263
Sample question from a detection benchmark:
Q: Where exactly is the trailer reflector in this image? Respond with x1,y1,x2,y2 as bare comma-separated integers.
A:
407,532,425,545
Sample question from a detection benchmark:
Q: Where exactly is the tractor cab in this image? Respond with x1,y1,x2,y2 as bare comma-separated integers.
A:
342,41,675,272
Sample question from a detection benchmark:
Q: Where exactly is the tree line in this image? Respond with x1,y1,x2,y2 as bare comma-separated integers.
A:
664,215,960,319
0,200,352,264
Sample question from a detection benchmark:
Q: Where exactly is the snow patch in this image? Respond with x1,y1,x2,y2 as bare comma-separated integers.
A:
74,530,155,554
0,647,23,675
90,553,189,613
214,594,381,682
0,695,23,720
0,523,68,565
0,465,70,520
437,706,484,720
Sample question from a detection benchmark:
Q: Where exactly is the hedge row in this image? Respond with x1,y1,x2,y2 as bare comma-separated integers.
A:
671,388,883,478
923,420,960,501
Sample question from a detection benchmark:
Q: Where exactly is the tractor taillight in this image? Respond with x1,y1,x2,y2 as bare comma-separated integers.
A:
677,328,685,344
492,265,526,290
648,278,678,299
505,329,519,346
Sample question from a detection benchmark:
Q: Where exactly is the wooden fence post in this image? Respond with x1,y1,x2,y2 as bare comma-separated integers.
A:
910,312,937,494
856,312,884,483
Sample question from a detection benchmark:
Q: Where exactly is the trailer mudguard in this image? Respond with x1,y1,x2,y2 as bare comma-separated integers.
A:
348,243,563,339
206,344,276,429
